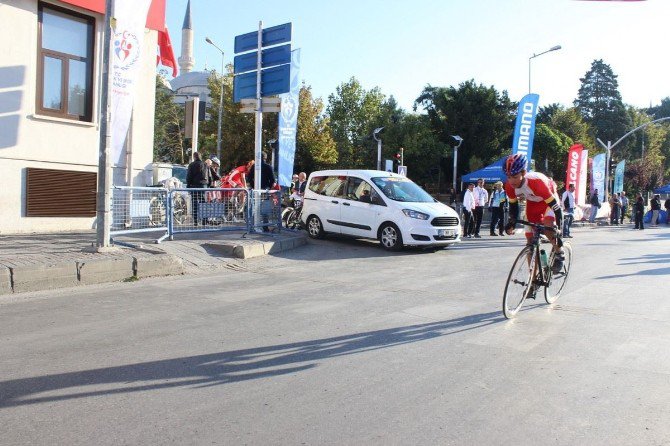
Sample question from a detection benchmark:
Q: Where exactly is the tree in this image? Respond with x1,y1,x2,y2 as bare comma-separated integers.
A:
533,123,572,183
326,77,387,169
574,59,631,145
536,103,562,125
295,84,337,172
549,107,591,146
153,73,184,163
414,80,516,184
648,97,670,119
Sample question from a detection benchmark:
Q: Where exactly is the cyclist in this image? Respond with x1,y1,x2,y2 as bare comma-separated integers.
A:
503,154,564,275
222,160,253,190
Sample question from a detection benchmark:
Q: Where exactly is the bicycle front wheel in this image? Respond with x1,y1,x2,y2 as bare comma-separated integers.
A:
503,245,537,319
544,242,572,304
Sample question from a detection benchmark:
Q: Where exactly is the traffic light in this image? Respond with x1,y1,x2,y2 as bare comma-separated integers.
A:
609,156,617,173
394,152,402,161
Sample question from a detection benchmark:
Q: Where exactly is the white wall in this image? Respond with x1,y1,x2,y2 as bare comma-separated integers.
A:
0,0,157,233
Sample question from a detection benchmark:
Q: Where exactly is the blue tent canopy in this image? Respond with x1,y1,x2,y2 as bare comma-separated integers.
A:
461,157,507,183
653,183,670,194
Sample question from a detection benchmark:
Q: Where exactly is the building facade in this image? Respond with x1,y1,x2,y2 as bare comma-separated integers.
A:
0,0,160,234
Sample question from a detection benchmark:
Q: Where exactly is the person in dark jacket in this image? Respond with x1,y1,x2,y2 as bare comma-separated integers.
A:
634,192,645,230
247,152,276,189
589,189,600,223
650,194,661,226
186,152,208,226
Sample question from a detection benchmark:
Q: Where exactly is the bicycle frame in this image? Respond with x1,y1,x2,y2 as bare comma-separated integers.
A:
519,219,562,288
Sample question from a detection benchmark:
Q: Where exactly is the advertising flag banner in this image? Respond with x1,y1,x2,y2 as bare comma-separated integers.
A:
512,94,540,165
591,153,606,202
277,49,301,187
564,144,585,202
110,0,153,167
613,160,626,193
578,149,588,205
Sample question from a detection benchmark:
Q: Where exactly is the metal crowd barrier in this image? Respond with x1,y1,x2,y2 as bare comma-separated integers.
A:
110,186,170,243
247,189,282,233
167,188,250,238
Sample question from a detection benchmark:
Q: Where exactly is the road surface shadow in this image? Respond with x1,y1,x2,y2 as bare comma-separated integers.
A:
0,311,503,408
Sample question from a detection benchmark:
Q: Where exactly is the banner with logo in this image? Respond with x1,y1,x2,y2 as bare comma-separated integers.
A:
277,50,301,187
110,0,153,167
564,144,586,204
613,160,625,193
591,153,606,202
578,149,588,205
512,93,540,166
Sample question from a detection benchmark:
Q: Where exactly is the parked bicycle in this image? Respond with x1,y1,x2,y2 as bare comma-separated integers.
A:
281,196,303,230
502,219,573,319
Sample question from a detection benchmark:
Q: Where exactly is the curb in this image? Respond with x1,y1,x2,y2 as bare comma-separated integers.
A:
0,254,184,296
205,233,308,259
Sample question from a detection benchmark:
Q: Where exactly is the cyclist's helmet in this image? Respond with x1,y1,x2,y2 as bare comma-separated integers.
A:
504,154,528,176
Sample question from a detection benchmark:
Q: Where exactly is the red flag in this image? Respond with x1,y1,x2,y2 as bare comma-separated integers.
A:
157,27,178,77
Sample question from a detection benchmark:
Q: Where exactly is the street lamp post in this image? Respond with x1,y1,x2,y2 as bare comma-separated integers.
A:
528,45,561,94
373,127,384,171
451,135,463,193
205,37,224,170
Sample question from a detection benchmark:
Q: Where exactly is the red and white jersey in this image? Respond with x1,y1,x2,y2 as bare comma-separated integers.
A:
505,171,555,205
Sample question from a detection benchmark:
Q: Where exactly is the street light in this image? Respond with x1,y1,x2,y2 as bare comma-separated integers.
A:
372,127,385,170
528,45,561,94
205,37,224,170
451,135,463,192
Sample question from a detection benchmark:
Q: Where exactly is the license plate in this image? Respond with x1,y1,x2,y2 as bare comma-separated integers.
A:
438,229,455,237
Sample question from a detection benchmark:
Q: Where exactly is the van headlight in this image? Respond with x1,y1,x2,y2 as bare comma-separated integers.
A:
402,209,429,220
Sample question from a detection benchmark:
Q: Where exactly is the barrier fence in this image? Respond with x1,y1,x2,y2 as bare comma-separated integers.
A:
109,186,282,243
110,186,170,242
168,188,250,238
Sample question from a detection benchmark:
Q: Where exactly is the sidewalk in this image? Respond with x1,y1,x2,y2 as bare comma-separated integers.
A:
0,229,307,295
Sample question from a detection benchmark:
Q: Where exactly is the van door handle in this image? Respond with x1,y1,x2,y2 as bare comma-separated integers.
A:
343,202,351,206
331,200,339,204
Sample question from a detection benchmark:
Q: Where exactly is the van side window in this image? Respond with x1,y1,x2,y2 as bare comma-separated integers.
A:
310,175,345,197
346,177,374,202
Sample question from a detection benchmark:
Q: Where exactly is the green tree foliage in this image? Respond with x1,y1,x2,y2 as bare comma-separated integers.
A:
153,74,184,163
414,80,516,184
326,77,388,168
624,108,668,187
648,97,670,119
295,84,338,172
533,123,572,184
574,59,631,145
549,107,591,147
536,103,562,125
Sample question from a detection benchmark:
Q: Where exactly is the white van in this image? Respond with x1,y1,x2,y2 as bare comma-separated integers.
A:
300,170,461,250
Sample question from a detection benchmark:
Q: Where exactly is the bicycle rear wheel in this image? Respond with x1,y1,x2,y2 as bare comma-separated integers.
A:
544,242,572,304
503,246,537,319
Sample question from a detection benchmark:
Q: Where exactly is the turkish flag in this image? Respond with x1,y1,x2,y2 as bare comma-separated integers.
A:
157,27,178,77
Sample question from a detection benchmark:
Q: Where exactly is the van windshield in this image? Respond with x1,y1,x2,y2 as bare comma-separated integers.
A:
371,177,435,203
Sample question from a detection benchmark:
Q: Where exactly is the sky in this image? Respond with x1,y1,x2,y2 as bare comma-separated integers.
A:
164,0,669,112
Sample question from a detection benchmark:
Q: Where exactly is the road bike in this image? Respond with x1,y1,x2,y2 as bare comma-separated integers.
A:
502,219,573,319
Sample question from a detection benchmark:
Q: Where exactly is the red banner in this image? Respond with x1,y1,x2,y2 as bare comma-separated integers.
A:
59,0,165,31
565,144,585,203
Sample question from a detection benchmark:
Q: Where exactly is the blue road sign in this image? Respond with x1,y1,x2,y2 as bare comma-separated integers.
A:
234,23,292,53
233,64,290,103
234,44,291,74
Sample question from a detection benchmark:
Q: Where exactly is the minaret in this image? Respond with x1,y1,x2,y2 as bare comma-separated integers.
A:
178,0,194,74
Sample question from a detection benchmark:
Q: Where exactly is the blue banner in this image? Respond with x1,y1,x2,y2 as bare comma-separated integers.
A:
613,160,625,193
512,94,540,166
591,153,606,202
278,49,300,187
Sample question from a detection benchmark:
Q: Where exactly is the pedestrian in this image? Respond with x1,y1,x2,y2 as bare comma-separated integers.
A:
634,192,645,230
665,197,670,225
589,189,600,223
488,181,506,236
246,152,277,231
609,193,621,225
650,194,661,226
462,183,476,238
561,184,576,238
620,191,629,224
473,178,488,238
186,152,208,226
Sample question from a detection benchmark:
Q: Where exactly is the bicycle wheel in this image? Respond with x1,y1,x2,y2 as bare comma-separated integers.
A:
148,197,166,226
503,245,537,319
172,195,188,225
544,242,572,304
281,207,295,228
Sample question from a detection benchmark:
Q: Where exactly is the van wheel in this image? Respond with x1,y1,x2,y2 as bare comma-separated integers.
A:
379,223,403,251
307,215,325,239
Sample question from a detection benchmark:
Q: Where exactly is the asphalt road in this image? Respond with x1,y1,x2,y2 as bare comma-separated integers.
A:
1,226,669,445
